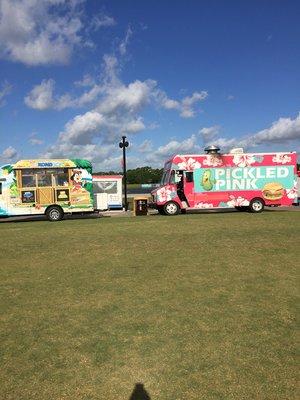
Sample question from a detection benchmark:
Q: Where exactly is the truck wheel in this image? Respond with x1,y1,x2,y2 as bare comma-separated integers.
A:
46,206,64,221
163,201,180,216
249,198,264,213
157,207,166,215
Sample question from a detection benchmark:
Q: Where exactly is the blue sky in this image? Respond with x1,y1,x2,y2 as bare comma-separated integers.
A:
0,0,300,170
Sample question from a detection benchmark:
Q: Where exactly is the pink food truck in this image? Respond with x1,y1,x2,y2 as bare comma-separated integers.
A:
151,147,298,215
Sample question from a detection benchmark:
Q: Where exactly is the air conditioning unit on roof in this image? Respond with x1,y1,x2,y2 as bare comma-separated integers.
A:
229,148,244,154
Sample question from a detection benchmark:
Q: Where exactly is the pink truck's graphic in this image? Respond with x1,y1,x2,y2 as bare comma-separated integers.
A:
151,148,298,215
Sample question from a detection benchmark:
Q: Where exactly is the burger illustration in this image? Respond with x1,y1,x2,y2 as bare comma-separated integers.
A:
262,182,284,200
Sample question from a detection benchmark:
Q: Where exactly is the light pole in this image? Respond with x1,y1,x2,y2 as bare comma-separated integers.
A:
119,135,129,211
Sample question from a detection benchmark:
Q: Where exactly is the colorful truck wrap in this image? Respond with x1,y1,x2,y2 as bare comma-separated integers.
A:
151,151,298,215
0,159,93,220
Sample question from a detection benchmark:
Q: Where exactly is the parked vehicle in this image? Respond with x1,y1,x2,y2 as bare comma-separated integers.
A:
151,147,298,215
0,159,94,221
296,170,300,205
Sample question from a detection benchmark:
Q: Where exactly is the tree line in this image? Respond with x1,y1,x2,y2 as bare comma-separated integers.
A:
94,166,164,184
95,163,300,184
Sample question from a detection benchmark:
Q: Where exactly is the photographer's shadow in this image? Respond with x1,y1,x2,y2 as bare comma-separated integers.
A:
129,383,151,400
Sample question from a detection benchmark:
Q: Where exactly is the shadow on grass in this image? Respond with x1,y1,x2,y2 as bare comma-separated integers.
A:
149,207,293,217
0,213,101,223
129,383,151,400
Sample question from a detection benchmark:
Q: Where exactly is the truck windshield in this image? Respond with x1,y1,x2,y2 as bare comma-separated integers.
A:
160,170,178,185
160,170,170,185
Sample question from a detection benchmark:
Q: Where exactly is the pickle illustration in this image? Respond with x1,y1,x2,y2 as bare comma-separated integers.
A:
201,169,215,191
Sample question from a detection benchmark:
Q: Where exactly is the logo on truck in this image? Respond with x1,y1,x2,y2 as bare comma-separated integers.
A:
195,166,294,192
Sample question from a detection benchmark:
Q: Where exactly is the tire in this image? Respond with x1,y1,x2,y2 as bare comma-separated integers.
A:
157,207,166,215
249,198,264,213
46,206,64,221
163,201,180,216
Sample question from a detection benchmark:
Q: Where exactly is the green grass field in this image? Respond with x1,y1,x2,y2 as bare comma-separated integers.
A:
0,211,299,400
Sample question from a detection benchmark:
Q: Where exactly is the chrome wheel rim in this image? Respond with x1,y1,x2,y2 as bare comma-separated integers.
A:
252,201,262,211
50,209,60,220
165,203,178,214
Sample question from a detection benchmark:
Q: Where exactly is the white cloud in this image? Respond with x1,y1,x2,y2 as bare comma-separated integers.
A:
24,79,102,110
43,141,115,163
161,98,180,110
138,139,153,153
102,54,120,86
158,90,208,118
40,51,158,158
74,74,96,87
0,0,115,66
245,114,300,146
227,95,234,101
180,92,208,118
29,133,43,145
52,79,152,146
90,13,116,30
141,134,201,166
119,25,133,55
205,137,237,151
0,146,18,163
199,125,220,143
59,111,106,145
42,139,128,171
121,118,145,134
204,113,300,152
97,79,156,115
0,80,12,107
24,79,55,110
155,134,199,157
72,85,102,107
41,41,208,169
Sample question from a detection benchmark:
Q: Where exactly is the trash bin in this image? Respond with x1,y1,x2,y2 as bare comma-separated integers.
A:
133,196,148,216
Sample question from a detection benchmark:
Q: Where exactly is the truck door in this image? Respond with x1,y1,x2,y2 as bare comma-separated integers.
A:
183,171,195,207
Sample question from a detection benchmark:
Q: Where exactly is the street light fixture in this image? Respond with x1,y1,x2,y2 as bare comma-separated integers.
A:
119,135,129,211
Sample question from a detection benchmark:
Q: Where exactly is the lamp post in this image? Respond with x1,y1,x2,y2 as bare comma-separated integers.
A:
119,135,129,211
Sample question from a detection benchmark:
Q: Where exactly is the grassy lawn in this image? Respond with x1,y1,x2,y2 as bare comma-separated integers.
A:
0,211,299,399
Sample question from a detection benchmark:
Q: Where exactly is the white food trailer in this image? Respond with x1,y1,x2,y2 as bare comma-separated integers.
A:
92,175,123,210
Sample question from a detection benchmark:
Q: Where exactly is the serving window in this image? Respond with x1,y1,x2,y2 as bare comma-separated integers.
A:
21,169,36,188
93,181,118,194
37,170,52,187
19,168,70,189
52,169,69,187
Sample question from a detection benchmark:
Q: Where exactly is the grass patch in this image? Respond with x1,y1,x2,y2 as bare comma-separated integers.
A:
0,211,299,399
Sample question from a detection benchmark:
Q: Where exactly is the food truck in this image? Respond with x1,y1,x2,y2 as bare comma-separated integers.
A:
0,159,94,221
151,147,298,215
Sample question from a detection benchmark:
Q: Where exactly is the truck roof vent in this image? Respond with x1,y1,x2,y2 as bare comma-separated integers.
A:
229,148,244,154
204,145,221,154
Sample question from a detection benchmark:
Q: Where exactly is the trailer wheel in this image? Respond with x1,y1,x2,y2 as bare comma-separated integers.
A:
46,206,64,221
249,198,264,213
163,201,180,216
